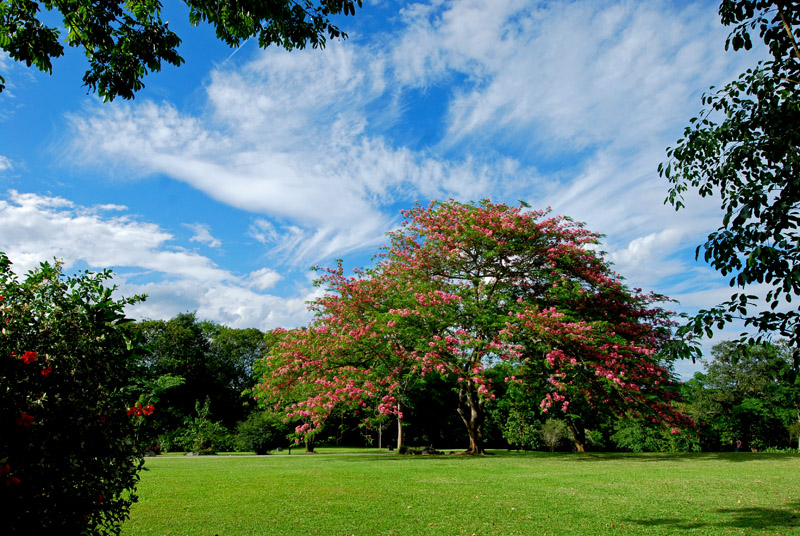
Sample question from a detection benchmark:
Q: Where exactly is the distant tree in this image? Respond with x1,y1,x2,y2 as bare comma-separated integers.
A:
202,323,269,420
660,1,800,350
0,253,147,535
0,0,362,100
235,411,289,454
256,200,693,454
686,339,799,450
134,314,266,436
205,325,266,388
540,419,570,452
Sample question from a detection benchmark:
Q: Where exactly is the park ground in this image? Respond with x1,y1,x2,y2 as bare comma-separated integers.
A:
122,449,799,536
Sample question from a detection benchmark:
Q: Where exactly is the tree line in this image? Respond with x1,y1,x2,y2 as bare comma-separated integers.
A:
124,312,800,456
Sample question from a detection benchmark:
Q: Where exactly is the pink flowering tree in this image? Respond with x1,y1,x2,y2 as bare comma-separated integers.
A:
255,266,420,451
257,200,693,454
0,254,148,534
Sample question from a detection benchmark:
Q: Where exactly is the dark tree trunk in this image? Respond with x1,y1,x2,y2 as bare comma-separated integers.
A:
566,419,586,453
305,435,315,453
457,382,486,454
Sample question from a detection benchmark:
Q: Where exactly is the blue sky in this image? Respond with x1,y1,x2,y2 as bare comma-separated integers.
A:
0,0,763,378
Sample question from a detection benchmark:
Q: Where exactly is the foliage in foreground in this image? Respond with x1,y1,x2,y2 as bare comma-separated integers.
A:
661,0,800,350
0,0,363,99
0,253,146,535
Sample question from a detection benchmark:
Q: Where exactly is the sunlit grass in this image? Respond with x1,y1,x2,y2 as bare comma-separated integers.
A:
122,451,800,535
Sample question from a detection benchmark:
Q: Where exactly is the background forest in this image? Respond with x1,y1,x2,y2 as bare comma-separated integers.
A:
129,312,800,455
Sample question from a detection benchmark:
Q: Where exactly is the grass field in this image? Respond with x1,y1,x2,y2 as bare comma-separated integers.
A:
121,450,800,536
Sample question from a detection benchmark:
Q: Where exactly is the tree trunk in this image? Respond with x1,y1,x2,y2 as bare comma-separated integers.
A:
566,419,587,453
396,401,403,452
305,435,315,453
457,382,486,454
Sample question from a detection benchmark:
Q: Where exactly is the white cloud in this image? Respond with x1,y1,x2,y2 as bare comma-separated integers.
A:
0,190,316,330
0,155,12,172
248,267,282,291
0,190,226,280
607,228,685,281
66,43,508,264
185,223,222,248
391,0,742,153
123,277,315,330
248,218,281,244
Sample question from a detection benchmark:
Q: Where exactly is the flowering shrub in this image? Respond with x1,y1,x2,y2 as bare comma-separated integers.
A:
0,253,146,535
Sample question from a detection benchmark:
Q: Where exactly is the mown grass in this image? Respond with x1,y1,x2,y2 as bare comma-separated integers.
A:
122,451,800,536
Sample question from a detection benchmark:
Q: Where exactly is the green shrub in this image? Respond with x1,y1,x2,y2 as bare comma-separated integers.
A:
235,411,286,454
0,254,146,535
611,419,701,453
502,409,541,450
762,446,799,454
178,397,230,454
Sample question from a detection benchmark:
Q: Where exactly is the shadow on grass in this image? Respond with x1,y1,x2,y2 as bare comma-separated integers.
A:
567,452,800,463
624,500,800,532
302,451,800,465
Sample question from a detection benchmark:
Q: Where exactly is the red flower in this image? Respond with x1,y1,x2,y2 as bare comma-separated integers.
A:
20,351,37,364
41,366,53,377
5,476,21,487
128,402,155,417
16,412,34,427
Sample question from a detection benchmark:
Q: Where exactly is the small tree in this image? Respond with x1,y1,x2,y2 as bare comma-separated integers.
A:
0,253,147,535
541,419,570,452
502,408,541,451
180,397,230,455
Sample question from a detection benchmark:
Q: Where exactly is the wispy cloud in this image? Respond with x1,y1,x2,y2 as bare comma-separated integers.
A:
390,0,740,151
185,223,222,248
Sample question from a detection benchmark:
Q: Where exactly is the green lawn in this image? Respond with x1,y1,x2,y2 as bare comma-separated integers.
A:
122,451,800,536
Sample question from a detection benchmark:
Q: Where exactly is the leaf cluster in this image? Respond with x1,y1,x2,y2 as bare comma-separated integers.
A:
0,0,362,100
661,0,800,348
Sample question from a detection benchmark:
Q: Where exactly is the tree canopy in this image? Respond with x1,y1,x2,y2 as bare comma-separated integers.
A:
0,0,362,100
660,0,800,350
684,339,799,451
256,200,692,454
